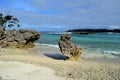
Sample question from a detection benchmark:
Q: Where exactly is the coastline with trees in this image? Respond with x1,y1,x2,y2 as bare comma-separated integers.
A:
67,29,120,34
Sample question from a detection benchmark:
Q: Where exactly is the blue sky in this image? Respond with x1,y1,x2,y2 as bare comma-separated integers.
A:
0,0,120,31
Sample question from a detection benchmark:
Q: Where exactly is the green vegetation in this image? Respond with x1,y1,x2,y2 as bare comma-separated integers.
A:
0,13,20,30
67,29,120,34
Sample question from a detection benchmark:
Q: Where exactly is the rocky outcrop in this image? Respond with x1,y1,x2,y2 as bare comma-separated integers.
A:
58,34,83,61
0,29,40,48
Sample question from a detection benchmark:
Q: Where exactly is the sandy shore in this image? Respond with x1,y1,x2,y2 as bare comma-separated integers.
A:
0,45,120,80
0,61,63,80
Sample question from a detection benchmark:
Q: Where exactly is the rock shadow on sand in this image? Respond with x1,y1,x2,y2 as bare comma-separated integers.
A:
44,53,67,60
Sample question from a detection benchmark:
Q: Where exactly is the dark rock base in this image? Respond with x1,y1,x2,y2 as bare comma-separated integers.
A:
0,41,34,49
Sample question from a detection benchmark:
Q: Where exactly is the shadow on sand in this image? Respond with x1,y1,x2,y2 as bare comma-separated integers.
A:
44,53,67,60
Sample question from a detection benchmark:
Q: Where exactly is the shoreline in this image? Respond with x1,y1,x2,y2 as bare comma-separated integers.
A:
34,43,120,64
0,45,120,80
34,43,120,60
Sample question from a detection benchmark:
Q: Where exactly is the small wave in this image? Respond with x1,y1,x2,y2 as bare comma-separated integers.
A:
34,43,59,48
46,32,72,34
103,50,120,54
82,49,120,58
107,32,113,34
103,50,120,57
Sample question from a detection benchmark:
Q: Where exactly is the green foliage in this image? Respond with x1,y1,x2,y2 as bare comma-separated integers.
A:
8,24,14,28
17,24,20,28
0,13,2,19
13,18,19,22
4,15,12,21
0,19,4,25
0,12,20,30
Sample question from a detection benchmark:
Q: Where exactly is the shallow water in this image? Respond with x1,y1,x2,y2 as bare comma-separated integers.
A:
35,32,120,58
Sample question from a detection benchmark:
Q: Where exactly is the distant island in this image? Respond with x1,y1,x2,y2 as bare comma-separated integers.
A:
67,29,120,34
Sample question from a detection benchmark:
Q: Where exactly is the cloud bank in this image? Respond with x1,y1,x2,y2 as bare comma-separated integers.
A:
0,0,120,31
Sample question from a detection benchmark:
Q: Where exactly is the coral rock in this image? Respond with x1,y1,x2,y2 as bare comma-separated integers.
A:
58,34,83,61
0,29,40,48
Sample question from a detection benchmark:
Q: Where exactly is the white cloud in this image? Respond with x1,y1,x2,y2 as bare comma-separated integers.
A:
108,25,120,29
0,0,120,30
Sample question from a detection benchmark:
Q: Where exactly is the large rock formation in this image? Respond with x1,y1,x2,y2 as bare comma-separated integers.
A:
0,29,40,48
58,34,83,61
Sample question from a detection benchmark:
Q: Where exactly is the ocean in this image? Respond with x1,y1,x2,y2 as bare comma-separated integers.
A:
35,32,120,58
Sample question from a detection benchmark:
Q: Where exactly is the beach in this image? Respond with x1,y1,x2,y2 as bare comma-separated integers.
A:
0,0,120,80
0,45,120,80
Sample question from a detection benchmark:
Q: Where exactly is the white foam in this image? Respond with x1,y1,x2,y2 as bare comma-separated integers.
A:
34,43,59,48
103,50,120,55
47,32,72,34
82,49,120,58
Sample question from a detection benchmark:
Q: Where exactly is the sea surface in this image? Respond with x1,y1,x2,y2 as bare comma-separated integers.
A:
35,32,120,58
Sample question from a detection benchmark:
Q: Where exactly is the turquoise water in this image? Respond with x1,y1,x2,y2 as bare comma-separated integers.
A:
36,32,120,57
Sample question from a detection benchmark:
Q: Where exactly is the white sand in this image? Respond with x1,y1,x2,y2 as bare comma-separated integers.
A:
0,47,120,80
0,61,63,80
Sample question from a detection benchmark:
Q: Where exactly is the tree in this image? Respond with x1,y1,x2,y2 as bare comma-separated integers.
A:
0,13,20,30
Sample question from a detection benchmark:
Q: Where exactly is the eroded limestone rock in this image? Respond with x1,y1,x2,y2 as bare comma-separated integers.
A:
58,34,83,61
0,29,40,48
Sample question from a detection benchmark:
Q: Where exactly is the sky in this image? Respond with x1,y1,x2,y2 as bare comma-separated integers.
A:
0,0,120,31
